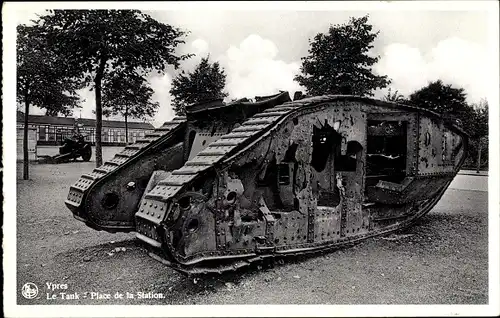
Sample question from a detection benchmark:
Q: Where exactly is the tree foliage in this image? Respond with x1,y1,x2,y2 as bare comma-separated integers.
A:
409,80,468,114
169,56,228,115
36,9,191,166
295,15,390,96
17,24,82,179
102,71,159,119
383,88,406,103
466,99,489,169
101,70,159,143
17,24,82,116
408,80,480,136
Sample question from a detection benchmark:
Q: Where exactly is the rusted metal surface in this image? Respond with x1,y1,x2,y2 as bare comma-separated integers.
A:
66,93,468,275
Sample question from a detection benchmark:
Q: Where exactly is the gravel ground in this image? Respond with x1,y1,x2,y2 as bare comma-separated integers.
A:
15,161,489,305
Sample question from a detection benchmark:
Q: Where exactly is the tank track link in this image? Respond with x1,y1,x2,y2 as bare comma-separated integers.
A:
65,116,187,222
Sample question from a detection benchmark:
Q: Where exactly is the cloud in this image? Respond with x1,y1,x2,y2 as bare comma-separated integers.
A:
145,35,305,126
178,39,210,71
218,34,304,99
150,73,175,127
191,38,209,55
375,37,489,103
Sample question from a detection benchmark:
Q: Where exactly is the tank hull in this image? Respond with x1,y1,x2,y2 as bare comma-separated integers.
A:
66,94,468,275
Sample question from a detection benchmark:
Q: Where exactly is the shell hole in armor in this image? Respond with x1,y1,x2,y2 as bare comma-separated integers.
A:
101,192,119,210
277,164,290,185
226,191,237,203
137,177,150,190
335,140,362,172
311,123,340,172
186,218,199,233
178,196,191,210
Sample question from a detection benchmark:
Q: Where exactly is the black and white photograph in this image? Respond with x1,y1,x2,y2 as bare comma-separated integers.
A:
3,1,499,317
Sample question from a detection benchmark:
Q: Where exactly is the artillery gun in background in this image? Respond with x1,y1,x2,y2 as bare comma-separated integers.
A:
65,91,468,275
38,133,92,164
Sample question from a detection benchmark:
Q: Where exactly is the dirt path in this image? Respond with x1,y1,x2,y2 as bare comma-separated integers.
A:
16,163,488,305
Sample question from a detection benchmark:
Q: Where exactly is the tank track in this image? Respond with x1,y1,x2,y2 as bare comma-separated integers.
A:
65,116,187,222
145,177,455,276
135,96,467,275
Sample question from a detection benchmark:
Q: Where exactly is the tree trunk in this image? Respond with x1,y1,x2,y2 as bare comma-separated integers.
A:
476,138,482,173
23,90,30,180
94,56,107,167
125,106,128,144
95,79,103,167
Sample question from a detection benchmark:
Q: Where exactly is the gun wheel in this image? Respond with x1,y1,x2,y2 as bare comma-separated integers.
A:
81,148,92,162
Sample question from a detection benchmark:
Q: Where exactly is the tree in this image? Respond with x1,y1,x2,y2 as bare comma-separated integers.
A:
102,70,159,144
473,100,489,138
37,10,191,166
17,24,81,180
295,15,390,96
469,99,489,170
383,88,406,103
170,56,228,115
408,80,476,133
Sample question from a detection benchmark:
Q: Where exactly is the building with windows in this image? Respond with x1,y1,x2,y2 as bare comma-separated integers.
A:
17,111,155,146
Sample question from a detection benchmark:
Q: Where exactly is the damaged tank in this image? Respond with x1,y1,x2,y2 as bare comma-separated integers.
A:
65,91,468,275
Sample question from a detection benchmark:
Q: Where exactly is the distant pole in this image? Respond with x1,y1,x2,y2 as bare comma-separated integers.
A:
125,106,128,145
23,92,30,180
476,138,482,173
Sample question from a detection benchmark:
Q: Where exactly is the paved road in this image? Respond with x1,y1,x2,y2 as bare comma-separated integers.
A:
449,173,488,192
15,162,488,305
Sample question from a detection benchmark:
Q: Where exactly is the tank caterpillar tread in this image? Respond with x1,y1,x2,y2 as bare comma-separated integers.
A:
145,176,453,275
132,95,468,275
65,116,187,232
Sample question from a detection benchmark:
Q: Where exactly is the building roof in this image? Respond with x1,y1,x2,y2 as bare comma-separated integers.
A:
17,111,155,130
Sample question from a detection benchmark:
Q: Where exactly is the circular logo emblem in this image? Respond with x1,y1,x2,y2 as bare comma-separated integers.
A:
21,283,39,299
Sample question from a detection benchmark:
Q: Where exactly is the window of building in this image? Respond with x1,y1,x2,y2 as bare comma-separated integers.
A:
118,130,125,142
89,128,95,143
48,127,56,141
39,126,46,141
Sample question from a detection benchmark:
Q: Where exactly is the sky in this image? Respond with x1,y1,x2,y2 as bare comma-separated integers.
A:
11,2,497,127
